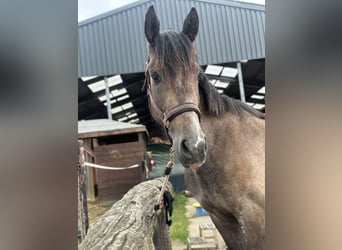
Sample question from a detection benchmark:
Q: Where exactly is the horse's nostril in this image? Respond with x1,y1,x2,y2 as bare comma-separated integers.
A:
178,135,207,167
181,137,206,156
204,136,208,151
181,139,193,159
181,139,189,152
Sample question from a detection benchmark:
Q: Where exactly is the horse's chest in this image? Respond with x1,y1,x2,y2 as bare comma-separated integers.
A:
184,168,222,210
184,169,205,202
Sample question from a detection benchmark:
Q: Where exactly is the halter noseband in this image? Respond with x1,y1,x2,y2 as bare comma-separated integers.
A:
142,61,201,134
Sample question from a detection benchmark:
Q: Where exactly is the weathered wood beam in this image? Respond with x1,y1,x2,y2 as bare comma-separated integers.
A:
78,178,173,250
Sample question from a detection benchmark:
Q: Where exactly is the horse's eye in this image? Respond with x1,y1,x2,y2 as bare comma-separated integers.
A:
151,71,161,84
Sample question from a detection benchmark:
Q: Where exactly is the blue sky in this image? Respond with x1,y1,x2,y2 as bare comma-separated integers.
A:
78,0,265,22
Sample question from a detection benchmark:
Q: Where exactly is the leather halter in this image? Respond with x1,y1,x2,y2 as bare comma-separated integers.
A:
142,61,201,132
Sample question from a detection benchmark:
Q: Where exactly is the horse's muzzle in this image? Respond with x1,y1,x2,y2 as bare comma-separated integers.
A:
177,134,207,169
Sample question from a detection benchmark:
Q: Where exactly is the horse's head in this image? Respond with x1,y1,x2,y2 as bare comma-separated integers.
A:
144,6,207,169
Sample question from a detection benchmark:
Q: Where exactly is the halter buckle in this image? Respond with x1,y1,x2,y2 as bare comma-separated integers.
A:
162,113,170,129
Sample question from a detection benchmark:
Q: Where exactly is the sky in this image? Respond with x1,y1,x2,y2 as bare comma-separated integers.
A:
78,0,265,22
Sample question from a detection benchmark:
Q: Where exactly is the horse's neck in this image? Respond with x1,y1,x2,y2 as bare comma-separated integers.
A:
199,109,265,178
189,111,265,212
201,112,240,164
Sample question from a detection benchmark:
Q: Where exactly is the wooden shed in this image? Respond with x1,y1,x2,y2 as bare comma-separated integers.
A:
78,119,149,201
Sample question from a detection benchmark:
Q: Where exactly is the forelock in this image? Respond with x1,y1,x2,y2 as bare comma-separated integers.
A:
150,31,198,77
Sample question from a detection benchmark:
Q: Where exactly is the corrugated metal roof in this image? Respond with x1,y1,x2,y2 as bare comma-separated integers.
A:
78,0,265,77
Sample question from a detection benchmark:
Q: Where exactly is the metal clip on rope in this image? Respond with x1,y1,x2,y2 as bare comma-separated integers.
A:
154,147,174,212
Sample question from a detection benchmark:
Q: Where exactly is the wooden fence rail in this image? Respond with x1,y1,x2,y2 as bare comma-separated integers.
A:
78,178,173,250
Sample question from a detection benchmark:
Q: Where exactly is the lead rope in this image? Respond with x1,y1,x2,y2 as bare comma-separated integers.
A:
154,147,174,212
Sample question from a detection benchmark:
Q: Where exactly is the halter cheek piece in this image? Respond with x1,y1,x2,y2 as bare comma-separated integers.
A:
142,60,201,135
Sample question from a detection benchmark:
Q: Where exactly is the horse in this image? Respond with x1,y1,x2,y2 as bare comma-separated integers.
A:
144,6,265,249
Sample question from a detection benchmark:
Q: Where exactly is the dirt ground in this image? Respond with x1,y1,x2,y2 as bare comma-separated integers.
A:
184,197,226,250
82,197,226,250
86,201,115,225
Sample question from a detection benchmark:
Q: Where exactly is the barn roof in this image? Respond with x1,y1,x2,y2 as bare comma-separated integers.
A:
78,0,265,137
78,0,265,77
78,119,148,138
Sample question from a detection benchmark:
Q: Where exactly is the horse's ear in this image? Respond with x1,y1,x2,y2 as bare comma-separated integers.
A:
182,7,199,42
145,6,160,45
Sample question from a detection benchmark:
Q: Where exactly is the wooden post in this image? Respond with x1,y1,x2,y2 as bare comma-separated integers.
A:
79,178,173,250
84,139,96,201
84,153,95,201
78,140,89,240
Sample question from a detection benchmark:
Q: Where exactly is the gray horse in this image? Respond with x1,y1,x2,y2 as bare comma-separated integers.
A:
144,6,265,249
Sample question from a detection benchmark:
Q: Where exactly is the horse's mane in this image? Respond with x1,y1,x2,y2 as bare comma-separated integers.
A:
198,71,265,119
151,31,198,77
